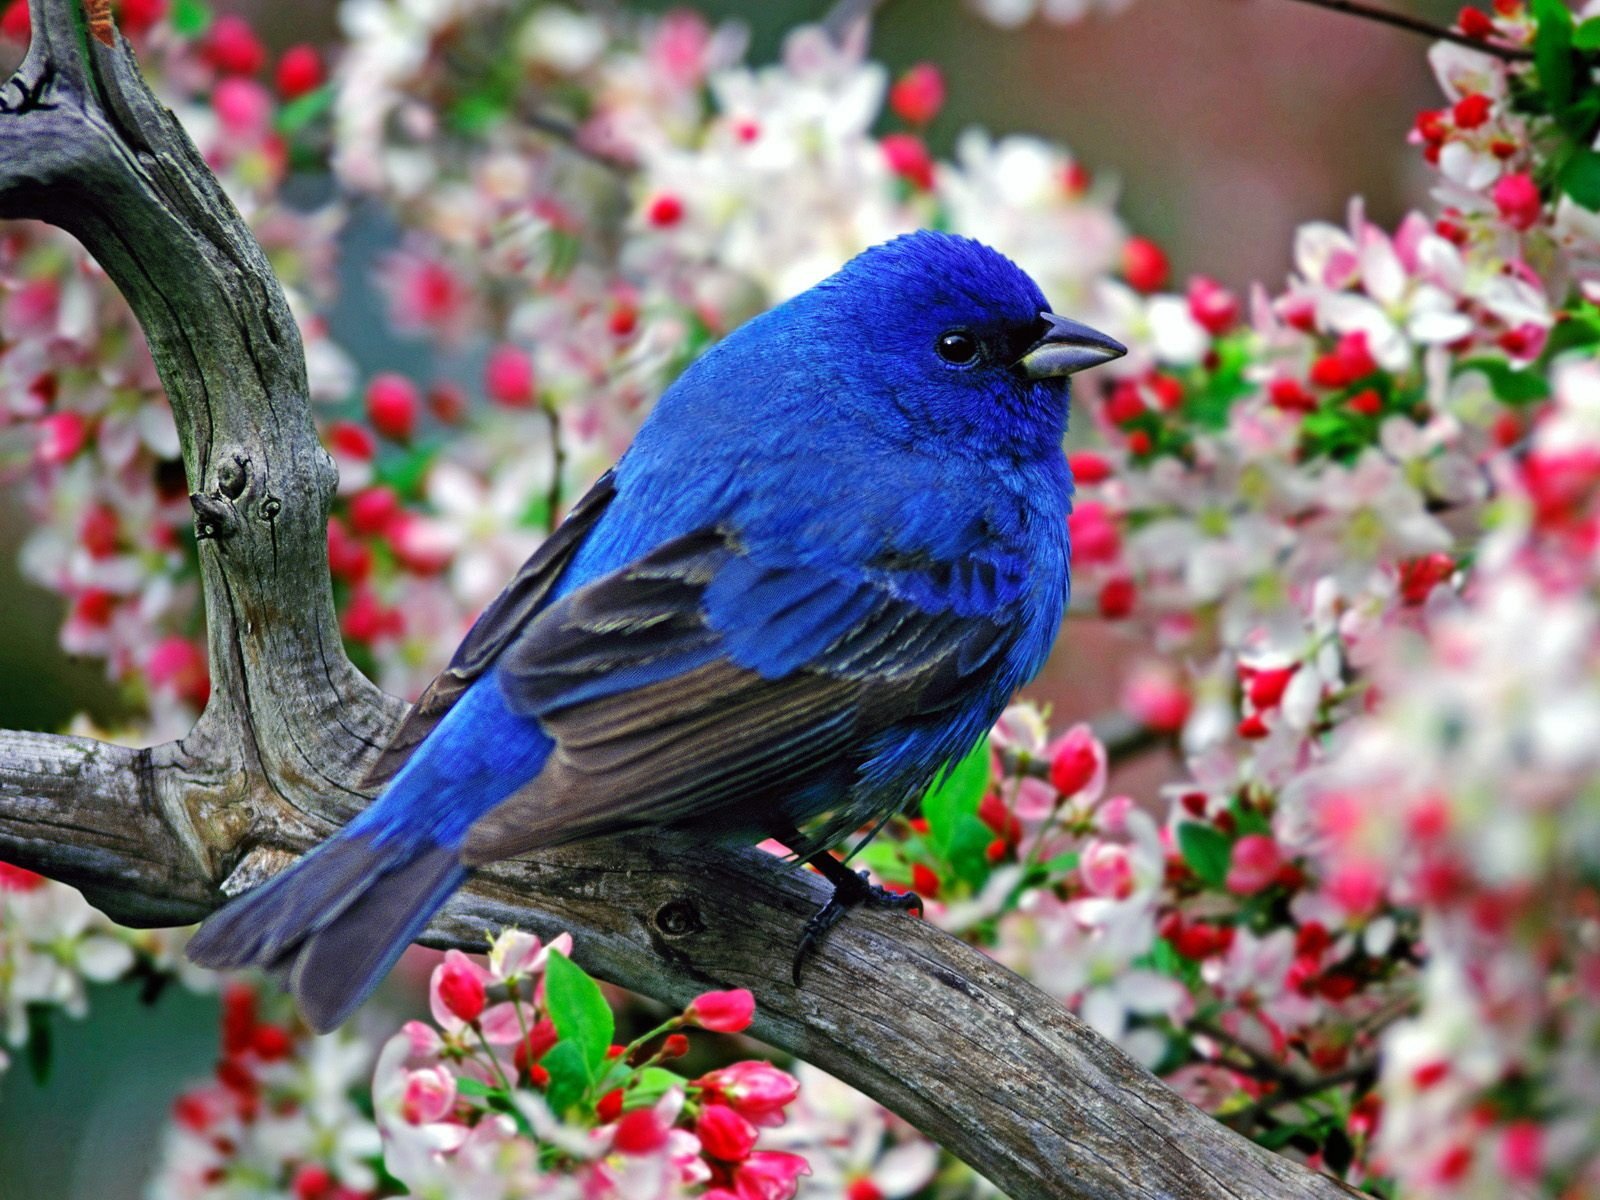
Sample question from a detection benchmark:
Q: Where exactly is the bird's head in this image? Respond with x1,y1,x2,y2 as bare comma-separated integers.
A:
803,230,1126,455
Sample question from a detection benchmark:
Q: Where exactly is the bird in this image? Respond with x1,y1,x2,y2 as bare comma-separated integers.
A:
186,230,1125,1031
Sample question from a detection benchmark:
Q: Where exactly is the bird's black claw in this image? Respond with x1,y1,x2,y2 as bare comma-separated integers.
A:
791,868,923,986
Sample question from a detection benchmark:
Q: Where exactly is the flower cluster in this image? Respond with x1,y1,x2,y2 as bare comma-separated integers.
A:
5,0,1600,1195
371,932,805,1199
0,858,199,1089
148,982,381,1200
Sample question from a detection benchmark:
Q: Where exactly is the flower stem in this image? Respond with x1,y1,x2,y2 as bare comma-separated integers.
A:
1275,0,1534,62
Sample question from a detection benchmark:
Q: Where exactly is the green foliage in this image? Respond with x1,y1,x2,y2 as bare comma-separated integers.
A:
1177,821,1233,888
918,737,995,889
543,951,614,1080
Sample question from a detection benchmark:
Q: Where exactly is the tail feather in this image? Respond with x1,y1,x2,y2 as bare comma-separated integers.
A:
188,834,467,1032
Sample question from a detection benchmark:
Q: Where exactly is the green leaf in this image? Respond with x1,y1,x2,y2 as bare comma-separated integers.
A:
1456,357,1551,405
626,1067,684,1107
541,1040,591,1118
1575,15,1600,49
1177,822,1233,888
1562,148,1600,211
1534,0,1576,111
454,1077,498,1099
171,0,211,37
373,440,442,498
276,85,334,136
544,952,614,1076
918,738,996,886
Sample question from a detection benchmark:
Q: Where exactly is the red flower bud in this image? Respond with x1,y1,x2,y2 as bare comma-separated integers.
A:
881,134,935,190
251,1024,293,1061
434,951,487,1023
647,193,684,227
1245,665,1297,709
697,1102,758,1161
1268,377,1316,413
1067,451,1113,484
1121,236,1169,293
365,373,420,442
1452,92,1492,130
1457,6,1495,38
595,1087,624,1124
889,63,945,126
613,1108,670,1154
276,45,324,100
348,487,400,537
687,988,755,1033
1098,576,1137,619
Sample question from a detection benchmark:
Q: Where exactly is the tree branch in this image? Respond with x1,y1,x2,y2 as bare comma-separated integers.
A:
1275,0,1535,62
0,3,1363,1197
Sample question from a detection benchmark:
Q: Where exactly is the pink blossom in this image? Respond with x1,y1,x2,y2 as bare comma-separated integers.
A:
1225,836,1283,896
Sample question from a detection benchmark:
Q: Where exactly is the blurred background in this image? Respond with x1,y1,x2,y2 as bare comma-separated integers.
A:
0,0,1459,1195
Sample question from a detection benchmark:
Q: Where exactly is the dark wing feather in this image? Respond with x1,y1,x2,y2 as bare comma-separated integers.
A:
359,470,618,791
460,528,1010,865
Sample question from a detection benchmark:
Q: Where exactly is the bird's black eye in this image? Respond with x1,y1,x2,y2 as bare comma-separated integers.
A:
936,330,980,366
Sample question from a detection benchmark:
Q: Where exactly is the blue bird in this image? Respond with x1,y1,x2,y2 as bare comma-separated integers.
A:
186,230,1125,1030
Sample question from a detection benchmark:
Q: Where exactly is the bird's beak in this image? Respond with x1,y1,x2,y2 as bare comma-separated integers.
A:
1015,312,1127,379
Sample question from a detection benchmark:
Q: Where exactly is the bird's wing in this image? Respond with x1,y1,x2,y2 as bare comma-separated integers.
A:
460,527,1012,864
358,470,619,791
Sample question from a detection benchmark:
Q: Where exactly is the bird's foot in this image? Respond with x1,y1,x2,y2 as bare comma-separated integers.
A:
792,863,922,985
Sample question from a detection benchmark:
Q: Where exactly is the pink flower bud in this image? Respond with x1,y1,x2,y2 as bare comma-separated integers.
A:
687,988,755,1033
1186,276,1238,335
1498,1121,1543,1183
1226,835,1283,895
203,14,266,76
36,412,87,464
212,77,271,137
696,1102,757,1162
1066,500,1120,565
738,1152,811,1195
485,345,535,407
698,1060,800,1123
1492,171,1541,231
881,134,934,190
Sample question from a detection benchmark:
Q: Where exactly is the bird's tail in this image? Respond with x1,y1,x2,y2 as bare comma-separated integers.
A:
186,831,468,1032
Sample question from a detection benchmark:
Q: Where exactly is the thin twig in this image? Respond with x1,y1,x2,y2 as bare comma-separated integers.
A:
996,711,1163,779
823,0,893,42
1276,0,1535,62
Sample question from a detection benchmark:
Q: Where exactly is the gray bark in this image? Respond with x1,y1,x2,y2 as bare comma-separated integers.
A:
0,3,1366,1197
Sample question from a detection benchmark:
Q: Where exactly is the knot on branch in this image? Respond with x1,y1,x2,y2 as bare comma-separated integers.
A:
190,490,240,542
